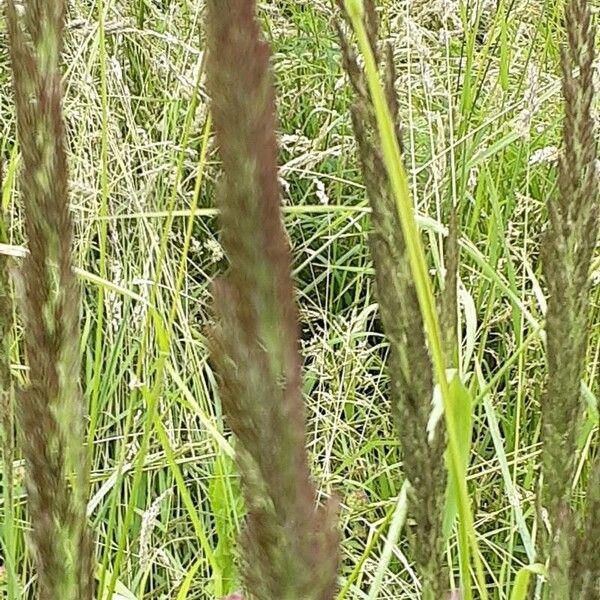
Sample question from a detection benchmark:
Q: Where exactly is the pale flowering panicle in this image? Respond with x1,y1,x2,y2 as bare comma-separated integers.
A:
517,63,541,139
139,489,173,568
204,237,224,263
315,178,330,205
529,145,559,166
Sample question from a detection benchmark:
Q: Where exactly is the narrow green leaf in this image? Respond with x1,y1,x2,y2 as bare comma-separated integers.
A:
443,375,473,540
509,564,546,600
500,17,509,91
175,559,203,600
343,3,486,596
366,481,410,600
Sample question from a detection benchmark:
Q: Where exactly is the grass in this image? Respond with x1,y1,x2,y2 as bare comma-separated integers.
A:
0,0,599,598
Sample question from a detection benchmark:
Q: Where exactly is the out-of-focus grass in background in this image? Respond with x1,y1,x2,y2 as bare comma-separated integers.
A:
0,1,598,598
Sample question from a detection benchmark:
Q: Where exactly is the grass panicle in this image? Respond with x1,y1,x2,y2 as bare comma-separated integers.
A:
542,0,600,595
571,459,600,598
4,1,94,598
336,3,456,597
206,1,339,598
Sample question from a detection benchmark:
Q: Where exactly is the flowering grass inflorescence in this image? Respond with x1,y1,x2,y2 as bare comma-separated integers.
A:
206,1,339,598
4,1,95,598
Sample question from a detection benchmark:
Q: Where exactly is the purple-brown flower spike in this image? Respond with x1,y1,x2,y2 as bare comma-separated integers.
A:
206,2,339,599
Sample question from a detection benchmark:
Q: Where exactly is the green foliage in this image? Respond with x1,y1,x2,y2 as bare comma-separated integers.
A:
443,374,474,543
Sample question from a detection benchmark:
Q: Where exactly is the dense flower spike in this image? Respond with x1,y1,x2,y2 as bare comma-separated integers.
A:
4,1,94,599
336,2,455,597
541,0,600,596
205,2,339,599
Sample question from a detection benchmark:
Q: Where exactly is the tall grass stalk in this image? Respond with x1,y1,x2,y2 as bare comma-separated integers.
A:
341,1,486,598
335,8,449,598
4,0,94,598
206,1,339,598
541,0,600,596
86,0,110,487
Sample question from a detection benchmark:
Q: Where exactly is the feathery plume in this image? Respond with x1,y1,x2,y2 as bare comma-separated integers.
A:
206,2,339,599
4,1,94,598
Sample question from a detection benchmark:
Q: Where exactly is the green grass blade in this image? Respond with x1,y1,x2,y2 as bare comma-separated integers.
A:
509,564,546,600
366,481,410,600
